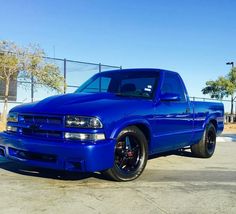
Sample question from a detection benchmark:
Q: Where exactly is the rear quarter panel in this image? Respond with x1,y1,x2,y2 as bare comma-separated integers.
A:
191,101,224,144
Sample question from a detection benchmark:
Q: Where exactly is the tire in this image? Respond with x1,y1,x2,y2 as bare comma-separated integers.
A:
104,126,148,181
191,123,216,158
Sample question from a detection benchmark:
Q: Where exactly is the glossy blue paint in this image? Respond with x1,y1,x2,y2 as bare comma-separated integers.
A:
0,68,224,172
0,132,116,172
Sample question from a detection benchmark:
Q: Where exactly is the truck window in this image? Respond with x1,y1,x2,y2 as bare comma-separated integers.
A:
81,77,111,93
119,77,156,97
77,71,159,99
161,73,186,101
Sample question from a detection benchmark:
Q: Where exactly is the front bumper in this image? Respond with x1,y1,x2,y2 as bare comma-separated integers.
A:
0,132,116,172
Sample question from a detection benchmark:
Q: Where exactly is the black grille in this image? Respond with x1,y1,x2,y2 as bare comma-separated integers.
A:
21,128,62,139
19,115,62,125
9,148,57,162
17,114,64,140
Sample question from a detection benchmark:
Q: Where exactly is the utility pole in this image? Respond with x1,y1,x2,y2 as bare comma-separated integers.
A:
226,61,234,68
226,61,235,116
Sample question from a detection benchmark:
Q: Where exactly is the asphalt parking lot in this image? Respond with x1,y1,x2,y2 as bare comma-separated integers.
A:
0,134,235,214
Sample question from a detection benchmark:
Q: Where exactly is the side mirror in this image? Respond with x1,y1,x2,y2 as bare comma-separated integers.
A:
160,93,181,102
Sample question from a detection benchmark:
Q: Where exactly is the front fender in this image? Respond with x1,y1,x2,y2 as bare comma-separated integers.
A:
109,117,153,140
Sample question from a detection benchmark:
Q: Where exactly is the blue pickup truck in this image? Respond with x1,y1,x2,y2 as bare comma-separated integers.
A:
0,68,224,181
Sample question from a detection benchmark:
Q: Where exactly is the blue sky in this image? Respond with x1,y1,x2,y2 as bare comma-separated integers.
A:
0,0,236,99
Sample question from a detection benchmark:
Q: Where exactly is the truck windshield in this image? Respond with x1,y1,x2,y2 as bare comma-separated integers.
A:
75,71,159,99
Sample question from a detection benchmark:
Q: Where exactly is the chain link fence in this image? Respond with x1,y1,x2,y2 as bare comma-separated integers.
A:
33,56,122,101
1,56,121,104
0,55,121,112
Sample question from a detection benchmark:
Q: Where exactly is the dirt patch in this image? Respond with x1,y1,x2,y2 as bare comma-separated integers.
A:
0,121,5,131
223,123,236,133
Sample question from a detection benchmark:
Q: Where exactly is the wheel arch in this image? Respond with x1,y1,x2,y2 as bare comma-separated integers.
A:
134,123,151,144
209,119,217,131
110,120,152,148
203,115,218,131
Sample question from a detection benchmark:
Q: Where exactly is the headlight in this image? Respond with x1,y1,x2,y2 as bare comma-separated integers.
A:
7,126,17,132
7,112,18,123
64,132,105,141
65,116,103,128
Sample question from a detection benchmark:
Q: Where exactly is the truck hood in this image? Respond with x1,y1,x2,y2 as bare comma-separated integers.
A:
11,93,153,118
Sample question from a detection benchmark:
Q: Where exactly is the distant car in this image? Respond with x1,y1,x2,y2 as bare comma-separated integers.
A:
0,68,224,181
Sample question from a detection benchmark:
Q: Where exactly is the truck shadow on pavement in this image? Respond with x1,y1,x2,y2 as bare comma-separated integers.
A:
0,159,106,181
0,149,208,181
149,148,196,160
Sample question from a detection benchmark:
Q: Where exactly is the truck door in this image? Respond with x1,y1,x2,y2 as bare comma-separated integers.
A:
153,72,193,152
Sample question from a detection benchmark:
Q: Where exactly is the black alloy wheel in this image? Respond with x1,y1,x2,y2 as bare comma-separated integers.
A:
104,126,148,181
191,123,216,158
206,128,216,155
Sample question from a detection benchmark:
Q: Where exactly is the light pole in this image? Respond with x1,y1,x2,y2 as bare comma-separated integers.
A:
226,61,234,68
226,62,235,117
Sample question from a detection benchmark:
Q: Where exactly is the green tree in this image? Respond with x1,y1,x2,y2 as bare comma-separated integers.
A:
202,67,236,114
0,40,64,122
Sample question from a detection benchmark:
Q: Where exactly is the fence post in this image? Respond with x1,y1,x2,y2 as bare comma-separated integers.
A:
99,63,101,73
31,74,34,102
64,58,67,94
99,63,102,92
